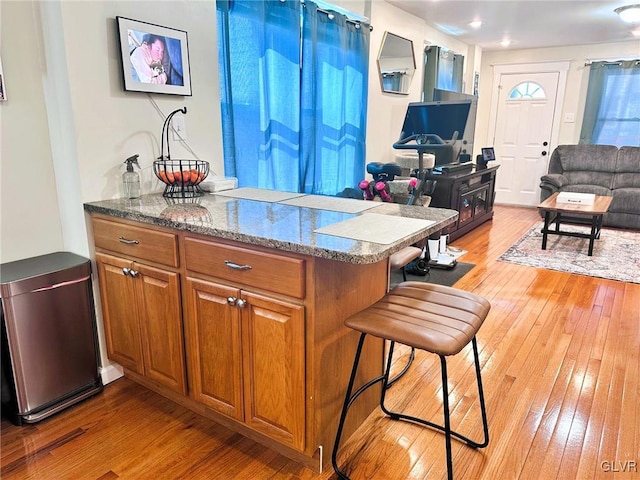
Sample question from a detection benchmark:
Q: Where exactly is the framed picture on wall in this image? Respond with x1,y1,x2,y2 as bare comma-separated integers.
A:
116,16,192,96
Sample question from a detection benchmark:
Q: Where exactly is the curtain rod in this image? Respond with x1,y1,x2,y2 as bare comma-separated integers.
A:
296,0,373,31
584,59,640,66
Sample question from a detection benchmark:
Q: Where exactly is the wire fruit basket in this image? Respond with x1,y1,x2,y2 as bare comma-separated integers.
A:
154,159,210,198
154,107,209,198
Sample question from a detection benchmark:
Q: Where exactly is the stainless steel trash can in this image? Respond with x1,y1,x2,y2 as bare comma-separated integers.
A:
1,252,103,425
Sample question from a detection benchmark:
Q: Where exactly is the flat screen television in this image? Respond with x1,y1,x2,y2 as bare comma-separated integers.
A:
396,100,472,166
398,100,471,142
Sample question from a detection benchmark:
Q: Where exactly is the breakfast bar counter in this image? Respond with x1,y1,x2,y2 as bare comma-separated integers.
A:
84,189,457,471
84,189,458,264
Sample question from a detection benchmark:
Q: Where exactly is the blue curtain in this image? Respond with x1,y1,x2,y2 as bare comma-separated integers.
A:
217,0,301,191
217,0,369,195
580,60,640,147
300,2,369,195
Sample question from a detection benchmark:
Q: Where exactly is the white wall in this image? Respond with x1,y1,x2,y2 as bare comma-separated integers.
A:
0,1,64,263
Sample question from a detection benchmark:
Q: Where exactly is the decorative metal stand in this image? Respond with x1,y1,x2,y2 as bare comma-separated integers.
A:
153,107,209,198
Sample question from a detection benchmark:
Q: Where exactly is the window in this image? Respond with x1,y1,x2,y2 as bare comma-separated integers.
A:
580,60,640,147
217,0,370,195
508,82,546,99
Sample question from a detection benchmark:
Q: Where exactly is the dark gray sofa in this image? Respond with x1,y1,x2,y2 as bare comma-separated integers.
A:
540,144,640,230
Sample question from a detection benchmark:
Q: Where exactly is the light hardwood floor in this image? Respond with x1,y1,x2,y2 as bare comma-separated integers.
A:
2,205,639,480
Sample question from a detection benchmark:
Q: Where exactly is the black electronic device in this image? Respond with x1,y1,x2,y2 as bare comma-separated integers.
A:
398,100,471,144
395,100,472,167
481,147,495,162
477,147,496,169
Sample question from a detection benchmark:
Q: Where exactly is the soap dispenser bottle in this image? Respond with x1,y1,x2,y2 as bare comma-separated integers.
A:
123,154,141,199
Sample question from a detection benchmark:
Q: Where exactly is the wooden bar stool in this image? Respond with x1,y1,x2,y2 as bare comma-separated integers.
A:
332,282,491,480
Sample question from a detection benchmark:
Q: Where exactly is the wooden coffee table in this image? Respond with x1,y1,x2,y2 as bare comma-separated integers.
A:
537,192,613,256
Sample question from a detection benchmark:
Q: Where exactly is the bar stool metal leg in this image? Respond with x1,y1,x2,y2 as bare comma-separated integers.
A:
332,333,388,480
386,346,415,388
379,337,489,448
333,336,489,480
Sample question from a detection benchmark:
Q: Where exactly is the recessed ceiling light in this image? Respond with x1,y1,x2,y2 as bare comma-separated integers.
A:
615,4,640,23
500,39,511,47
469,20,482,29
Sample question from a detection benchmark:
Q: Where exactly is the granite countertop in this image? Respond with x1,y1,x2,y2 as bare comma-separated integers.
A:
84,189,458,264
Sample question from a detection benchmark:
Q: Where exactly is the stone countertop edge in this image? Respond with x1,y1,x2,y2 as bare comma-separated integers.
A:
84,194,458,265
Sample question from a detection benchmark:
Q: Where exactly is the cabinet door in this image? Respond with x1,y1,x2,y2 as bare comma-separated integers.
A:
95,253,144,374
241,292,305,451
135,262,187,395
184,278,244,420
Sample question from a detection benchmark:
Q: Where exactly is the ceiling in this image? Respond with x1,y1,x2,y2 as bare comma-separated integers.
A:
385,0,640,51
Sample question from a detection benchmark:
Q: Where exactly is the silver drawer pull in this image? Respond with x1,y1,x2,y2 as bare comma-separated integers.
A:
118,236,139,245
224,260,252,271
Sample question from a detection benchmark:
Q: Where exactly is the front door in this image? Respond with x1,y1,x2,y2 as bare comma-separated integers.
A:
489,63,568,206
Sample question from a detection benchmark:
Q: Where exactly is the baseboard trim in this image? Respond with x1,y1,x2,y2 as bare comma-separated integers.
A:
99,363,124,384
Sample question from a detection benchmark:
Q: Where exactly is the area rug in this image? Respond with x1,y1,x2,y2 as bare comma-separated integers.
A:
390,262,475,288
498,222,640,284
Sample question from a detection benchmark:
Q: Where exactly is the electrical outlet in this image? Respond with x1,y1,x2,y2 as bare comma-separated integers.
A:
172,116,187,140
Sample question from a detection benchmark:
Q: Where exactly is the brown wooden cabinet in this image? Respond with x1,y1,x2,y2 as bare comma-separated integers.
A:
427,165,499,241
95,253,186,395
90,214,387,471
95,253,144,374
93,216,187,396
184,264,305,451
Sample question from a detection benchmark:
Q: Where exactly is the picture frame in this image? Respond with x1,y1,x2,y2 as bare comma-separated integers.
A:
116,16,192,96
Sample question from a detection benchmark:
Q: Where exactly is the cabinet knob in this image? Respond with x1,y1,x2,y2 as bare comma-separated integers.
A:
129,269,139,278
227,297,237,306
122,267,131,276
236,298,248,309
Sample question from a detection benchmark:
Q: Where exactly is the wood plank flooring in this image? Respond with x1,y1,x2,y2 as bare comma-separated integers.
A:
2,205,639,479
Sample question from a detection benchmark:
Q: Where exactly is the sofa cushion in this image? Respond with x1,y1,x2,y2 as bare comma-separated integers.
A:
550,144,618,189
612,146,640,189
610,188,640,215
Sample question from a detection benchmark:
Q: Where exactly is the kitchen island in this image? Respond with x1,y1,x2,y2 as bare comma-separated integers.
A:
84,189,457,471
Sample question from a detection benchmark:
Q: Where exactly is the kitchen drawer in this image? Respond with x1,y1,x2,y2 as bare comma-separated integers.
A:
92,218,179,268
184,237,305,299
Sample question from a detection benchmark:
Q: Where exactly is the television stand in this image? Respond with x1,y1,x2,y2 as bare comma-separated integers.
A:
427,164,499,241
